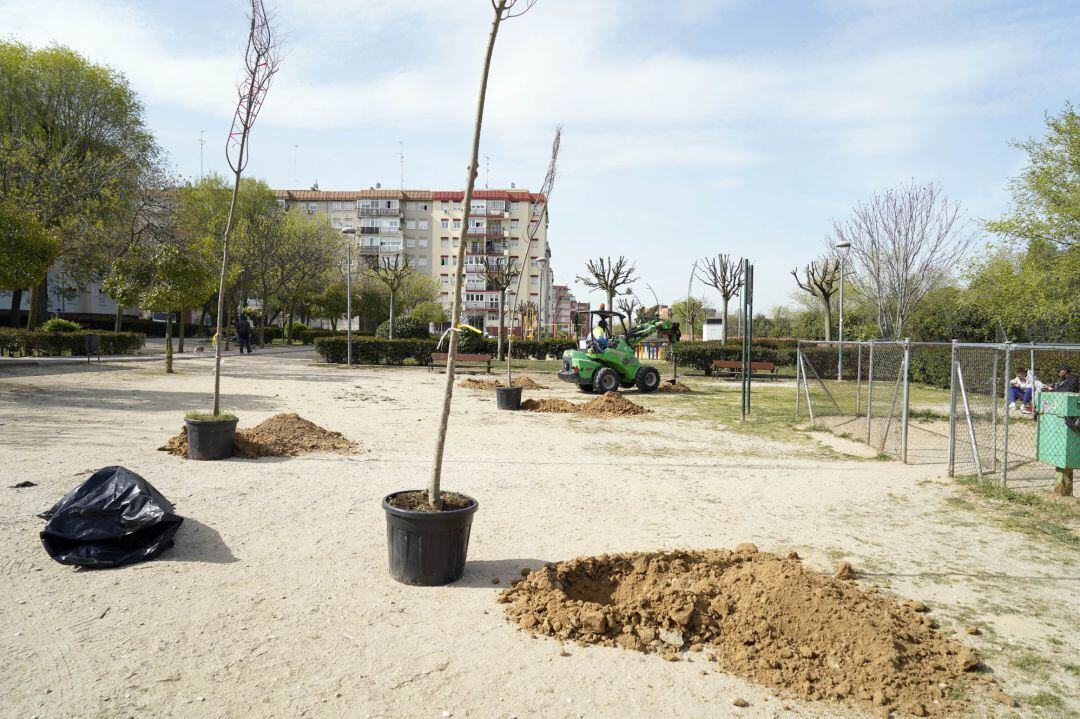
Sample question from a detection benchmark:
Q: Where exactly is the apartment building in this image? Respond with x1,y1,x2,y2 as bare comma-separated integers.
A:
272,186,555,336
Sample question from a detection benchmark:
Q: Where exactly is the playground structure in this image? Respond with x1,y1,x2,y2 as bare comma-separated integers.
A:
797,339,1080,492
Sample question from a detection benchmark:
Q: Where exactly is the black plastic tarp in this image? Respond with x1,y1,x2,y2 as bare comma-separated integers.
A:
39,466,184,568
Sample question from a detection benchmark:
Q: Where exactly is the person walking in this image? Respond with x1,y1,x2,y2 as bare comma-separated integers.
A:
236,313,254,354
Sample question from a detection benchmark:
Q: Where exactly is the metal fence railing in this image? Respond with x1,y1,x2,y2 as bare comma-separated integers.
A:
796,340,1080,489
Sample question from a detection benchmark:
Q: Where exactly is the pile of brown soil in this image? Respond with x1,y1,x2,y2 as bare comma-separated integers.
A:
499,549,990,716
657,382,692,393
521,398,577,413
458,376,548,390
157,413,356,458
576,391,652,417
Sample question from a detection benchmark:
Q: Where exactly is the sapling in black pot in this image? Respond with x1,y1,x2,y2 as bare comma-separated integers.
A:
186,0,279,460
383,0,536,586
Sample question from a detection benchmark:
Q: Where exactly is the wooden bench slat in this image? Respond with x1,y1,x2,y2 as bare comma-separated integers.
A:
712,359,775,370
429,352,493,374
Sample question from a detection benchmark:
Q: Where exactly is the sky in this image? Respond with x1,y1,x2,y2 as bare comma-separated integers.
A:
3,0,1077,311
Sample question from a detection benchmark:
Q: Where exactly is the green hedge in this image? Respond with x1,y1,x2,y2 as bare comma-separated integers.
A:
295,328,341,345
55,313,202,338
315,336,437,365
375,316,430,340
0,329,145,357
675,341,797,375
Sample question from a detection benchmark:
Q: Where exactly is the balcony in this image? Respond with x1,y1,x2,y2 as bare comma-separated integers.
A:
358,207,401,217
359,226,401,235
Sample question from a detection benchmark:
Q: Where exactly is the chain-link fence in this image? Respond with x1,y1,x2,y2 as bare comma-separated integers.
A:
796,340,1080,490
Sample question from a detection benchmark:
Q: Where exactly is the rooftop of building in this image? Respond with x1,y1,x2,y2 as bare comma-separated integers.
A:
272,188,545,203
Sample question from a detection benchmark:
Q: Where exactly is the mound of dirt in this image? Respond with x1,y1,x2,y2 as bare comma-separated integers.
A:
657,382,692,393
521,398,577,413
157,413,356,458
576,391,652,417
499,549,989,716
458,376,548,390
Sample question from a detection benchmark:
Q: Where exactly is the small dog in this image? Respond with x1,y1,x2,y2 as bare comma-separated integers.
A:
193,346,206,356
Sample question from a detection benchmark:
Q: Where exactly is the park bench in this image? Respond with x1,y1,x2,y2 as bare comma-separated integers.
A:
711,359,777,377
430,352,492,374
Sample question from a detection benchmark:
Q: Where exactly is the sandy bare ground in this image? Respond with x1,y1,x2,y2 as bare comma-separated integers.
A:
1,353,1077,719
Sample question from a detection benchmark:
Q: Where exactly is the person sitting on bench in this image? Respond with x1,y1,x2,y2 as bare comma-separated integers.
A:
1045,365,1079,394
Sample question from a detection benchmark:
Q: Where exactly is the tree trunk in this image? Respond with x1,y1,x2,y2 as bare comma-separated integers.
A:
114,304,123,332
27,277,48,329
164,313,174,374
213,168,244,416
1055,468,1073,497
430,1,507,510
389,291,395,340
821,297,833,341
497,289,506,360
330,317,337,332
177,308,186,354
606,291,614,312
721,296,729,344
8,289,22,328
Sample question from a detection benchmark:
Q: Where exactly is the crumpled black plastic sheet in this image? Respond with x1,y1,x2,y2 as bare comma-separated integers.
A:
39,466,184,568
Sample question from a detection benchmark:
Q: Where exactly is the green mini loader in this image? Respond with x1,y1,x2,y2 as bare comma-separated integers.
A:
557,309,681,393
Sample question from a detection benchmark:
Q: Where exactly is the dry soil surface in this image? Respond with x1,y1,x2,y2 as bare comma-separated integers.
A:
1,352,1077,719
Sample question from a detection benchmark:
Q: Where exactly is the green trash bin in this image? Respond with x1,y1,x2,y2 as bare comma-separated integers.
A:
1035,391,1080,495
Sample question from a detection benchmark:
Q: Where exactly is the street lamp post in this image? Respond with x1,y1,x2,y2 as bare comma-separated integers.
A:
834,241,851,380
341,227,356,366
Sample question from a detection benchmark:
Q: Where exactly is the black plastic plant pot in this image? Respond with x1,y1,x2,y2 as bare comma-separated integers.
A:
184,417,237,461
382,491,479,586
495,385,522,410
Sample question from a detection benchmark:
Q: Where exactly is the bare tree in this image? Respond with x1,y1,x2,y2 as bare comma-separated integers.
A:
429,0,536,509
481,254,521,359
696,253,743,343
671,296,710,341
615,293,640,325
211,0,279,416
577,256,638,309
368,254,415,339
831,181,971,338
792,258,841,341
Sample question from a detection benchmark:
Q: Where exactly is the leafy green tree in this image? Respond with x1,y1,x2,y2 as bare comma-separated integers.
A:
139,244,216,372
409,300,448,327
0,199,58,325
0,41,157,327
310,279,349,331
358,272,440,331
273,210,338,343
670,296,711,341
985,103,1080,248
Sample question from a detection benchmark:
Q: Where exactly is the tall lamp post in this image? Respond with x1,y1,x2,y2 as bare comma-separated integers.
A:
834,240,851,380
341,227,356,366
535,256,548,358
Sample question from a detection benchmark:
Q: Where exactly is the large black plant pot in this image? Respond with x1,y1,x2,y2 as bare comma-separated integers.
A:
495,385,522,410
382,491,479,586
184,418,237,460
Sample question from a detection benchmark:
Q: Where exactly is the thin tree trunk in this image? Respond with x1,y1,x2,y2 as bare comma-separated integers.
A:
212,168,243,415
165,313,174,374
721,296,729,344
822,298,833,341
7,289,22,328
389,291,395,340
497,289,506,360
430,1,507,509
27,277,47,329
114,304,123,332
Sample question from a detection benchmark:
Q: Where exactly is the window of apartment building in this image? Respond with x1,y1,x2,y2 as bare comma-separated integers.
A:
275,199,286,208
489,200,505,213
440,238,449,248
441,275,450,285
452,238,459,246
406,239,416,248
531,259,539,268
307,203,317,214
452,218,462,230
406,202,418,211
441,201,449,212
511,201,519,211
440,256,449,266
440,219,449,229
470,200,486,213
469,219,485,231
530,275,539,284
418,257,428,267
418,239,428,248
406,220,417,230
383,200,396,209
332,201,343,211
332,220,341,229
418,220,428,230
510,241,520,251
452,201,462,211
420,202,429,211
383,219,400,229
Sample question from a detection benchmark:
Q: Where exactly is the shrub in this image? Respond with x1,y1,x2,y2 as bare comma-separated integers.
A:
314,336,438,366
1,330,145,357
674,341,795,375
56,313,200,338
296,328,340,345
375,315,430,340
283,322,308,341
40,317,82,333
